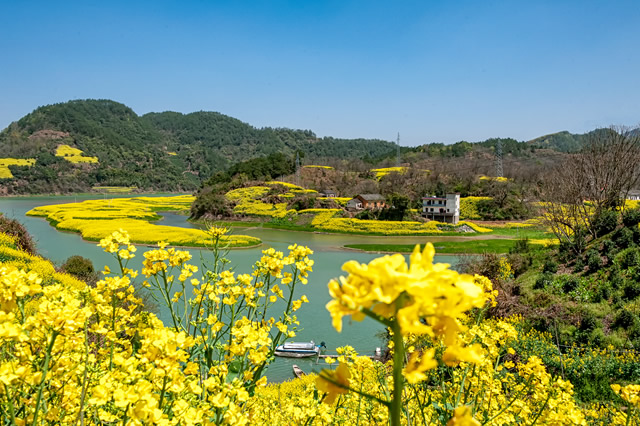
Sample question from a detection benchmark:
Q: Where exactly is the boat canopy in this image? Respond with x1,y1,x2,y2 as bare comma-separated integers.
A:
281,342,316,350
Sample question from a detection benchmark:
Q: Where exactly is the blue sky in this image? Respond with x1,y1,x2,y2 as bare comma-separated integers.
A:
1,0,638,145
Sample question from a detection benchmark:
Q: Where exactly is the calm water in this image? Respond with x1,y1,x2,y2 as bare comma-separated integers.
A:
0,195,461,382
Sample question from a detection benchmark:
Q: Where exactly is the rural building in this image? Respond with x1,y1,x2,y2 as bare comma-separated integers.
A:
626,190,640,201
319,189,337,197
422,193,460,224
346,194,387,210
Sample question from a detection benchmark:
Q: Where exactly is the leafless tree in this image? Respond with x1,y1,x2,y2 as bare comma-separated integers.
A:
541,126,640,252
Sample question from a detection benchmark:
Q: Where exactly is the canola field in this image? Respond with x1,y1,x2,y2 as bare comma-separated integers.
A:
55,144,99,163
0,158,36,179
0,230,637,424
27,195,261,248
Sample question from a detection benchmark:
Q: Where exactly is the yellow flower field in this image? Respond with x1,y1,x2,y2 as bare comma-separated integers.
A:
302,165,333,169
0,231,635,424
55,144,99,163
27,196,261,248
0,158,36,179
459,196,492,220
371,166,407,179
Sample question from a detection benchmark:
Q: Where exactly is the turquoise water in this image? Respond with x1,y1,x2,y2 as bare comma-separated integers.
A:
0,195,462,382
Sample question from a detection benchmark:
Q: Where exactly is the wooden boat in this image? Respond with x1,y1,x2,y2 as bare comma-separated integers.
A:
292,364,305,378
274,341,326,358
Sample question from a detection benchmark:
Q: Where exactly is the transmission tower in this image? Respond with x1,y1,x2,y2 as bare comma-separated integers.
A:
396,132,401,167
495,140,503,178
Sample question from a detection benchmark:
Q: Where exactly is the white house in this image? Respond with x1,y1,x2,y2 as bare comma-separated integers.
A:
422,193,460,224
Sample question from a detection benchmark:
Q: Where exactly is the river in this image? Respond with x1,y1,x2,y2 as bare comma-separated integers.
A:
0,195,462,382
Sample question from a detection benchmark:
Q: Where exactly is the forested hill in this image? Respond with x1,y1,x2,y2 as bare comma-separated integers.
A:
0,99,396,194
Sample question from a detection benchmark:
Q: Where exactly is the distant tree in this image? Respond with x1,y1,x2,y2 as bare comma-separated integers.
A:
541,126,640,254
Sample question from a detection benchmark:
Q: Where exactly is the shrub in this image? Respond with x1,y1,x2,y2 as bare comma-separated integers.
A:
573,258,585,273
621,248,640,269
61,255,98,285
597,284,611,302
0,216,36,254
623,280,640,301
561,275,581,294
510,237,530,254
542,259,558,274
613,309,637,329
507,253,533,277
601,239,617,262
586,249,602,273
609,265,623,289
623,207,640,227
613,227,634,250
579,312,599,333
533,272,554,290
591,209,619,237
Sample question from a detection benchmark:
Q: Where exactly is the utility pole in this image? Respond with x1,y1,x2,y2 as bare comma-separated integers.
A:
295,151,301,186
495,139,503,178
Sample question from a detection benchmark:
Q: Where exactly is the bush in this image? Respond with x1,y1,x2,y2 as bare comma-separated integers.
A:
573,258,585,273
609,265,623,289
623,207,640,227
533,272,554,290
586,249,602,273
542,259,558,274
562,275,580,294
613,227,634,250
61,255,98,285
0,216,36,254
623,280,640,301
621,248,640,269
591,209,619,237
597,284,611,302
507,253,533,277
601,239,617,262
613,309,638,329
510,237,530,254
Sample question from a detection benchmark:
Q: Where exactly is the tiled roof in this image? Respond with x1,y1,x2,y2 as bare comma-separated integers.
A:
359,194,385,201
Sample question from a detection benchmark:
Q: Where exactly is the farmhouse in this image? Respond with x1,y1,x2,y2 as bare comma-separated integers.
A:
319,189,337,197
626,189,640,201
346,194,387,210
422,193,460,224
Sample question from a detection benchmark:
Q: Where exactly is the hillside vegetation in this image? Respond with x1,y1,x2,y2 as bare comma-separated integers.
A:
0,100,396,194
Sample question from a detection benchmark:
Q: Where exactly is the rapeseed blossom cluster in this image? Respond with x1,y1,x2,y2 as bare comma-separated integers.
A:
0,228,637,424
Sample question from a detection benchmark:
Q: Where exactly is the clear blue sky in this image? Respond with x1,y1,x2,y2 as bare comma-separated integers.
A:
1,0,638,145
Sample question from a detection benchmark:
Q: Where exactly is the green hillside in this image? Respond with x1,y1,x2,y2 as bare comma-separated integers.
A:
0,100,397,194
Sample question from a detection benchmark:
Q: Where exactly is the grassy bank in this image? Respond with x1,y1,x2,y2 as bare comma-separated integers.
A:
345,239,519,254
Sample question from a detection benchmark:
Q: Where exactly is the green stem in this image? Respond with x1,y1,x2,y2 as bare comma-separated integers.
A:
75,322,90,426
3,384,16,425
390,319,405,426
32,331,59,426
158,375,169,410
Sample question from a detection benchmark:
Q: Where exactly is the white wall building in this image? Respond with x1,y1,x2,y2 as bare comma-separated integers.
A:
422,193,460,224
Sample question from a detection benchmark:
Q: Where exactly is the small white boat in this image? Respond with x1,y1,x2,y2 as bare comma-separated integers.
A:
274,341,326,358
